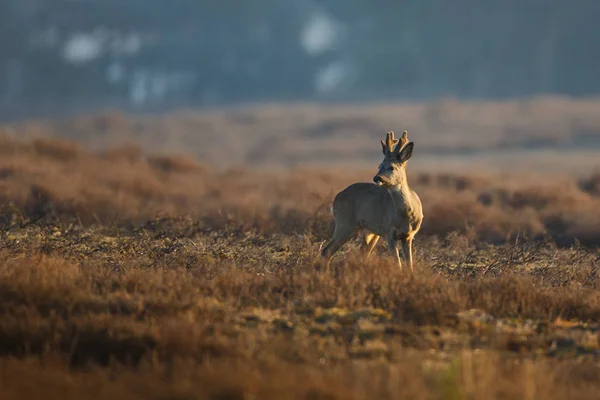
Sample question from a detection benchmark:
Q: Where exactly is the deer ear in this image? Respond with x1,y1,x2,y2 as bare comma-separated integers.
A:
381,140,387,155
398,142,414,162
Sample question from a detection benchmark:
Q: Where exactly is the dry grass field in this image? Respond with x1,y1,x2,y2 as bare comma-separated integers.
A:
1,98,600,399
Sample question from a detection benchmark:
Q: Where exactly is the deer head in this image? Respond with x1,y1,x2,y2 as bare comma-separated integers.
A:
374,131,414,186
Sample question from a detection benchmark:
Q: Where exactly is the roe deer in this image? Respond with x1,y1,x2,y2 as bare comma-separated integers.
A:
320,131,423,274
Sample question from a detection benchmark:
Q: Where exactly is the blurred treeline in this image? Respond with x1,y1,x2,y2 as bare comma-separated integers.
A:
0,1,598,119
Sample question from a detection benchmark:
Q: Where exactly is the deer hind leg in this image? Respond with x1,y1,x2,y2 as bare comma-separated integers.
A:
320,224,356,269
386,234,402,272
361,233,380,258
400,238,414,275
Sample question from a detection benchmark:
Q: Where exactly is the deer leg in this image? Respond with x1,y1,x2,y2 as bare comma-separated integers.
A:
400,238,414,275
386,234,402,272
361,233,380,258
320,224,355,269
366,234,380,257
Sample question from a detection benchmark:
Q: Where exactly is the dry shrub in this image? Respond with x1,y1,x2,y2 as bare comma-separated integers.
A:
0,134,84,161
31,137,84,162
100,143,144,164
579,172,600,196
0,136,599,246
147,153,205,174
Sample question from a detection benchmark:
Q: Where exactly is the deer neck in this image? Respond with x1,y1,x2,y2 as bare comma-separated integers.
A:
389,168,411,192
389,182,411,198
387,170,413,204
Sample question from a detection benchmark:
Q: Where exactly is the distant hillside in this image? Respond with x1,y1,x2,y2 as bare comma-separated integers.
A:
2,97,600,174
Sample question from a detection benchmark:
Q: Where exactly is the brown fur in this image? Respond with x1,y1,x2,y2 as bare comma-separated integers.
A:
320,131,424,274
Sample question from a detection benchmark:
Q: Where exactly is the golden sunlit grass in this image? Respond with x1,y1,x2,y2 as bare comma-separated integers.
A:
0,130,599,399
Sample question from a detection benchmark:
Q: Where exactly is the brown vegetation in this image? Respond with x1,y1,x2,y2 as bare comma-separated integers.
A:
1,202,600,399
1,134,599,247
0,115,600,398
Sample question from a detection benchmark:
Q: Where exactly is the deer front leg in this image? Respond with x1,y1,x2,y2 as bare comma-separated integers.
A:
400,238,414,275
386,234,402,271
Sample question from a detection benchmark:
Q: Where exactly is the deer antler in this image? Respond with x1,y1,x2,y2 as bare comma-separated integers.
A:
392,131,410,155
381,131,400,154
400,130,408,146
